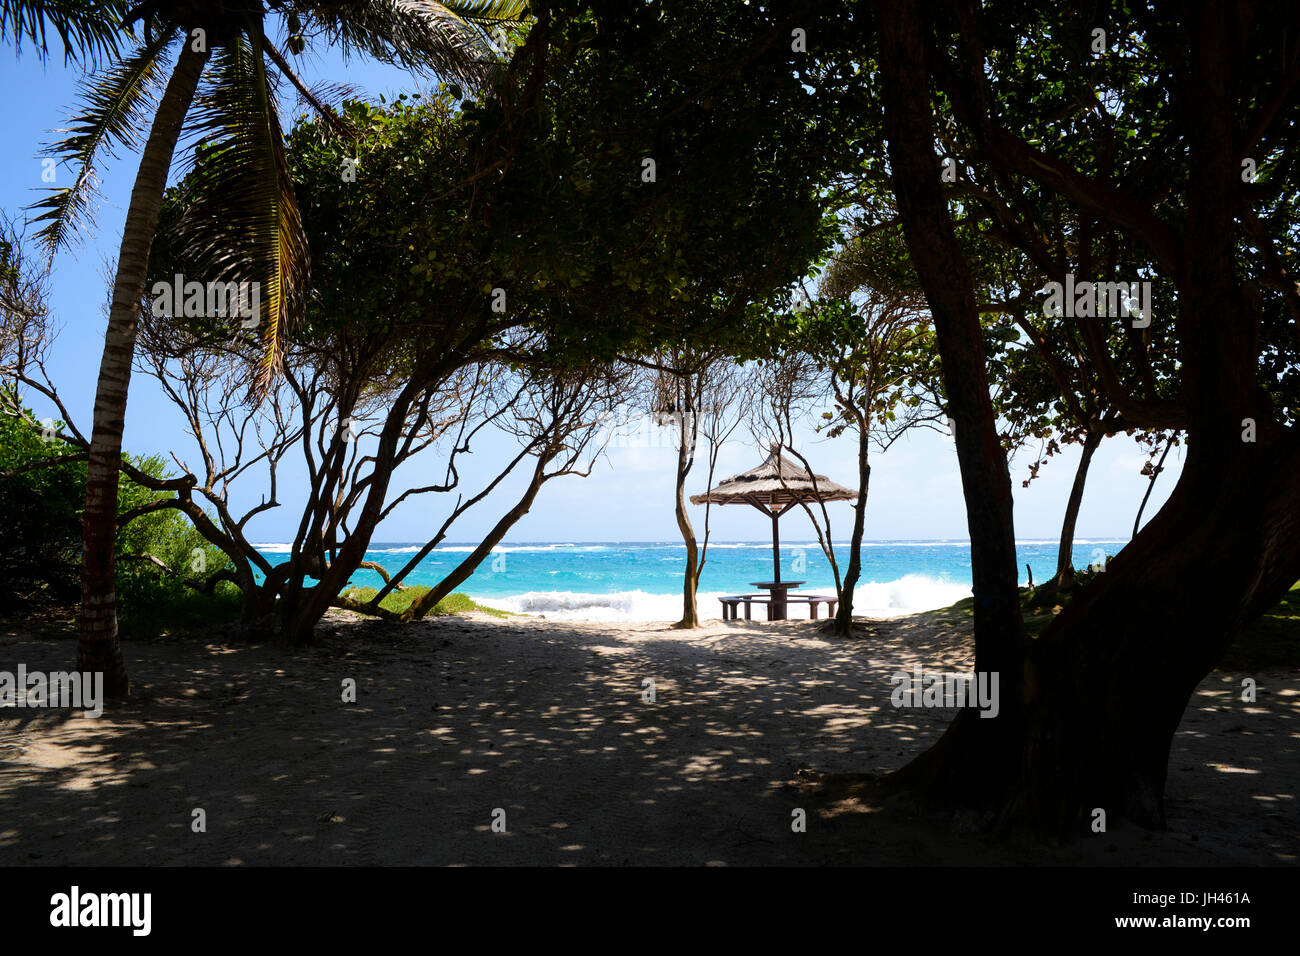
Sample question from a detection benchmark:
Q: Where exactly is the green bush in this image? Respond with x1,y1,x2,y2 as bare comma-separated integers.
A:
0,393,84,604
112,455,240,638
114,455,230,596
1,395,240,635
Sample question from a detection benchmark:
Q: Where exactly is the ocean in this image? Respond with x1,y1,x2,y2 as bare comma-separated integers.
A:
253,539,1128,622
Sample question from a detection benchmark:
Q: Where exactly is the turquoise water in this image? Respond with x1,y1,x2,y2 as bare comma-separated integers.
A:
253,538,1127,621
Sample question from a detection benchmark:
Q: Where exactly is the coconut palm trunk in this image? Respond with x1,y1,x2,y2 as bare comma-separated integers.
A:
78,42,209,696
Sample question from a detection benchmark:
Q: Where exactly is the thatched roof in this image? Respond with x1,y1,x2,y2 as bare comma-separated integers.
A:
690,444,857,513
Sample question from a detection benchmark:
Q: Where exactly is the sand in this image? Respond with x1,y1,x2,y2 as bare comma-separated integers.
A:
0,608,1295,866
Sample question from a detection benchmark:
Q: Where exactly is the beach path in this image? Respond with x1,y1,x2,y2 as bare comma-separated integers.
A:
0,611,1295,865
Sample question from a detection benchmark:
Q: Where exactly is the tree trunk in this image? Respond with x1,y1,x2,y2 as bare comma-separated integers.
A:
1055,429,1100,579
833,438,870,636
239,580,278,634
875,0,1028,805
673,378,700,629
77,43,210,697
276,372,430,644
1132,437,1173,539
402,454,551,620
674,433,700,628
1038,428,1102,598
870,0,1300,835
1012,442,1300,831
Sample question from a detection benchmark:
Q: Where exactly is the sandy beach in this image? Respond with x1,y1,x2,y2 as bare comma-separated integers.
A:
1,608,1295,866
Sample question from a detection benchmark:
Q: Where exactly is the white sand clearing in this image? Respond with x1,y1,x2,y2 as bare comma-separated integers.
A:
0,608,1294,865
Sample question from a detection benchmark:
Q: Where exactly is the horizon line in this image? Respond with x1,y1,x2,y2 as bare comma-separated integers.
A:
250,537,1134,546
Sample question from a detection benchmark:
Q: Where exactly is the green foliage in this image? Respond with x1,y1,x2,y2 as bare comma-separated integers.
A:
0,391,83,602
111,454,242,639
153,90,500,380
285,92,491,355
458,0,862,363
823,6,1198,484
0,0,129,65
785,295,941,438
112,454,233,610
1220,582,1300,670
116,580,242,641
0,393,235,629
160,19,855,379
929,581,1299,665
34,0,530,379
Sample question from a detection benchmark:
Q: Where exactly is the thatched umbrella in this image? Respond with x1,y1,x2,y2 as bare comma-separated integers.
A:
690,444,856,584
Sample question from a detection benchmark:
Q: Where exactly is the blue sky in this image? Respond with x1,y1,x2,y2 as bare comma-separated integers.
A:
0,43,1181,545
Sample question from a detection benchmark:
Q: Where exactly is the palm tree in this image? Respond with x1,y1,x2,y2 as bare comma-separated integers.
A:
22,0,529,697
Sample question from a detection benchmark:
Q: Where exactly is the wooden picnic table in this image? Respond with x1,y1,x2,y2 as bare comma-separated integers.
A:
748,580,803,620
718,592,838,621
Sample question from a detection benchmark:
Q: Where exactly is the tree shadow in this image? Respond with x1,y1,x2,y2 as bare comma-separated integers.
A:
0,610,1294,865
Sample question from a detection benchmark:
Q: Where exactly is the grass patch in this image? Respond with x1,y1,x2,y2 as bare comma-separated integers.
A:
1220,581,1300,670
907,591,1055,637
338,586,509,618
927,579,1299,668
118,580,243,641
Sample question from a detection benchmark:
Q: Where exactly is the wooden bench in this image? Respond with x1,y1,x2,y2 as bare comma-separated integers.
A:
720,594,838,621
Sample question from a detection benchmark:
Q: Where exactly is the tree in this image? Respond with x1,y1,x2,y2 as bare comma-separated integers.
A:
0,222,232,615
132,303,612,637
142,88,637,643
142,92,524,642
643,349,753,628
826,37,1197,604
28,0,528,694
791,292,942,634
869,0,1300,834
396,362,621,621
458,0,864,623
469,0,860,364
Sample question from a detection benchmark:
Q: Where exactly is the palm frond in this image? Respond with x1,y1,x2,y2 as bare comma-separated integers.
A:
0,0,129,65
442,0,531,25
303,0,528,92
27,27,177,255
262,38,353,138
171,28,309,393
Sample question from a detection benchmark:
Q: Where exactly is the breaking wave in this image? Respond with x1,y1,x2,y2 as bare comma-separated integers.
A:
478,574,972,623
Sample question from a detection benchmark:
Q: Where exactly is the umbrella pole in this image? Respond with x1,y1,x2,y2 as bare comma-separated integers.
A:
772,510,781,583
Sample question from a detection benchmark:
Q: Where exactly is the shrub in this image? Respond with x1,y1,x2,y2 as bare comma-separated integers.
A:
1,396,239,634
0,393,84,605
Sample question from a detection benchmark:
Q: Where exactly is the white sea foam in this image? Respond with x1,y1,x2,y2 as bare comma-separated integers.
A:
380,543,610,554
253,542,612,555
257,539,1126,555
476,574,972,623
485,589,694,621
848,574,972,615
